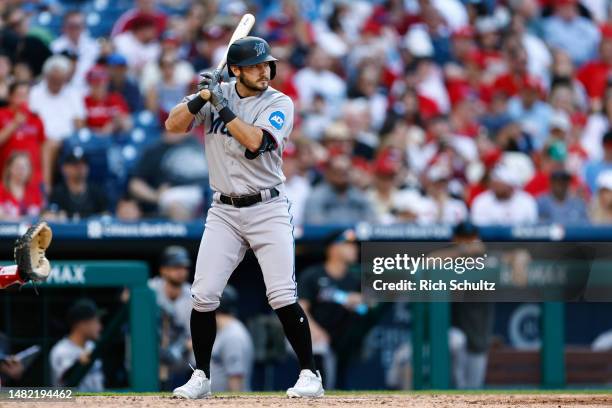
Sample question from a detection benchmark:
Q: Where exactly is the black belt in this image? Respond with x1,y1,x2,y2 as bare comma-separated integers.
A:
219,188,279,208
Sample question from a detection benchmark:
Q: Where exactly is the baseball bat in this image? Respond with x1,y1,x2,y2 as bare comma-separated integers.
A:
200,13,255,100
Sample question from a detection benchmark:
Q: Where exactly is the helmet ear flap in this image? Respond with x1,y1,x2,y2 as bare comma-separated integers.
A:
270,61,276,80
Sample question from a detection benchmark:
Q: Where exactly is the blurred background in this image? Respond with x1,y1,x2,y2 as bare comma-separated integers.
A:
1,0,612,393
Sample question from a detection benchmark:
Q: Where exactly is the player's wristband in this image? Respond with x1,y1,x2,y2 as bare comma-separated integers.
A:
187,95,206,114
218,106,237,124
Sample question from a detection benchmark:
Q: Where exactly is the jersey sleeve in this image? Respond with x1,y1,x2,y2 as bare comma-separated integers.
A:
253,95,294,148
181,93,210,128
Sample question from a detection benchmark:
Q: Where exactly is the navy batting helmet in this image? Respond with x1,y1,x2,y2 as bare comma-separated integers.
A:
227,36,278,79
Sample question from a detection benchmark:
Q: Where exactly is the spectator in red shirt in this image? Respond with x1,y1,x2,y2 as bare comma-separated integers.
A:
0,81,46,192
0,151,43,220
577,24,612,109
490,38,529,100
84,66,132,135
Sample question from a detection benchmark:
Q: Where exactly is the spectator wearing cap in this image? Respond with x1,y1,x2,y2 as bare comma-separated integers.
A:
320,121,355,158
537,168,588,224
366,148,409,222
51,10,100,92
107,54,143,113
49,299,104,391
525,139,585,197
584,130,612,193
84,66,132,135
148,246,193,390
303,154,375,225
113,14,161,76
471,164,537,226
0,82,47,192
0,151,43,221
111,0,168,38
283,142,310,227
542,0,600,67
145,52,191,126
590,170,612,223
474,17,504,76
45,148,108,221
577,24,612,106
419,165,468,225
293,46,346,115
506,76,554,150
140,33,194,100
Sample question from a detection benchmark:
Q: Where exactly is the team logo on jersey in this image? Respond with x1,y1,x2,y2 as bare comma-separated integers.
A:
254,42,266,56
269,111,285,130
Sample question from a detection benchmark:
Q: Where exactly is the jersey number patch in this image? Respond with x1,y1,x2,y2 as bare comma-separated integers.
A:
269,111,285,130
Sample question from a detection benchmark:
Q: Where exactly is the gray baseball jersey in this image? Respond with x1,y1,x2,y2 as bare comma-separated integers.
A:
183,81,294,195
49,338,104,392
210,319,254,392
185,80,298,313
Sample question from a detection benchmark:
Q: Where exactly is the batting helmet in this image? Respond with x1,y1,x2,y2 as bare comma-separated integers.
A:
227,36,278,79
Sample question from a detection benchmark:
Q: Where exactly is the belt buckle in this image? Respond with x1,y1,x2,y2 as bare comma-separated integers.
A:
230,196,237,207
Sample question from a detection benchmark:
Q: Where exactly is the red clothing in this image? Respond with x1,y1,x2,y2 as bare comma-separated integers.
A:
111,10,167,37
85,93,129,131
466,183,487,207
0,107,45,188
577,60,612,100
524,171,584,197
417,94,441,121
490,72,528,98
0,183,43,219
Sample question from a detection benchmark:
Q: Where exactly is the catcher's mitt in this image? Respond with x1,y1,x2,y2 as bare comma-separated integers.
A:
14,221,53,282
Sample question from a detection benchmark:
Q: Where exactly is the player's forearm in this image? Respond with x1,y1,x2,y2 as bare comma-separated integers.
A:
165,103,194,134
226,117,264,152
128,178,159,204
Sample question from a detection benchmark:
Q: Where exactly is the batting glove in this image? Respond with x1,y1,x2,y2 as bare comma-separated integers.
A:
198,69,222,91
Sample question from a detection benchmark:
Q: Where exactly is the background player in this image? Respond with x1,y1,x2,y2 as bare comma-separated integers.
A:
166,36,324,399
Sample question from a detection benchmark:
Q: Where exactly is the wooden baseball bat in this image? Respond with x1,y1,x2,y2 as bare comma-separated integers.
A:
200,13,255,99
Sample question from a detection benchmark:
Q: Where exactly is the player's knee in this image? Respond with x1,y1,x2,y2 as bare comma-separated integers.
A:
191,292,220,312
267,288,297,310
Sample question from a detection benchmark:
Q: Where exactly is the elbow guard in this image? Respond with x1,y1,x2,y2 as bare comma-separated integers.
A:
245,131,277,160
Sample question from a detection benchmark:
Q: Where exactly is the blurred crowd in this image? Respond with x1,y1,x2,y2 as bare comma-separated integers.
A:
4,0,612,226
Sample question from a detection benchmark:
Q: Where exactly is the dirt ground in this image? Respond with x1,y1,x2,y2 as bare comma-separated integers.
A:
3,393,612,408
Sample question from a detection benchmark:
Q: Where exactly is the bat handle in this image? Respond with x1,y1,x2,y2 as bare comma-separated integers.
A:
199,89,211,101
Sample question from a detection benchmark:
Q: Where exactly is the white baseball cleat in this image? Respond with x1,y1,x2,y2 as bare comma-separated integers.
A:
172,369,211,399
286,369,324,398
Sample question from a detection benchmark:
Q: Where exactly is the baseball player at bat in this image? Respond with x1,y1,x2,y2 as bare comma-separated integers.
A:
166,36,324,398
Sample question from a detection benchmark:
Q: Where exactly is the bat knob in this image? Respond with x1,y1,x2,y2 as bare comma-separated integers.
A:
199,89,211,101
